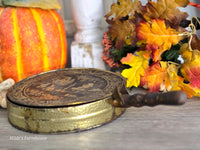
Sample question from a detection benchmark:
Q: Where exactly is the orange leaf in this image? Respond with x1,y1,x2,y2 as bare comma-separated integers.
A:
180,44,200,96
121,51,151,87
168,69,200,98
136,19,185,61
181,49,200,88
140,60,199,97
140,61,170,92
180,36,200,88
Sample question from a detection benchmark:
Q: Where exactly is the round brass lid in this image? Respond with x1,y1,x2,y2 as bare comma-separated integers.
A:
7,68,124,108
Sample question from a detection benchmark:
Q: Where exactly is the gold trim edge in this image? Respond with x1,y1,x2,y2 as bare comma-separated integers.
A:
7,97,126,134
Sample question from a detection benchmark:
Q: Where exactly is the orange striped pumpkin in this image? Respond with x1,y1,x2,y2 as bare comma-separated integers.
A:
0,7,67,82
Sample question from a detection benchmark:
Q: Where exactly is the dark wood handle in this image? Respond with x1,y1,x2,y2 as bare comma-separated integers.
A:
112,83,187,108
119,91,187,107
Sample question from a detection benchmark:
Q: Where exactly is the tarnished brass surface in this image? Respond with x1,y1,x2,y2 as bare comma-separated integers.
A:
7,68,125,133
7,68,124,107
7,97,125,133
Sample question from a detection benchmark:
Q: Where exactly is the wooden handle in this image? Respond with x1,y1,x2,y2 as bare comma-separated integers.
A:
112,83,187,107
119,91,187,107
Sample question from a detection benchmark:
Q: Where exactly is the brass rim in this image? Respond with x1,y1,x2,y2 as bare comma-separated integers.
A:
7,97,125,133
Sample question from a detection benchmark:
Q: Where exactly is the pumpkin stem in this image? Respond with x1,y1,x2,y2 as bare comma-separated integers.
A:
0,0,61,9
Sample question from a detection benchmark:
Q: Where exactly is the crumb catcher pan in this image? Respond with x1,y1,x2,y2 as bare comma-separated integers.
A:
7,68,187,134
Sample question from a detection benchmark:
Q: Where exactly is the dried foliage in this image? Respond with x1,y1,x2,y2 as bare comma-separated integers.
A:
102,0,200,98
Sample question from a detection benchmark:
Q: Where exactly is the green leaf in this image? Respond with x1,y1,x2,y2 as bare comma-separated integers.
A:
161,38,188,62
113,44,137,61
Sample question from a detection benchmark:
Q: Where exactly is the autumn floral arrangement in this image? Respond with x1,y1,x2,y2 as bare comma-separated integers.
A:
102,0,200,98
